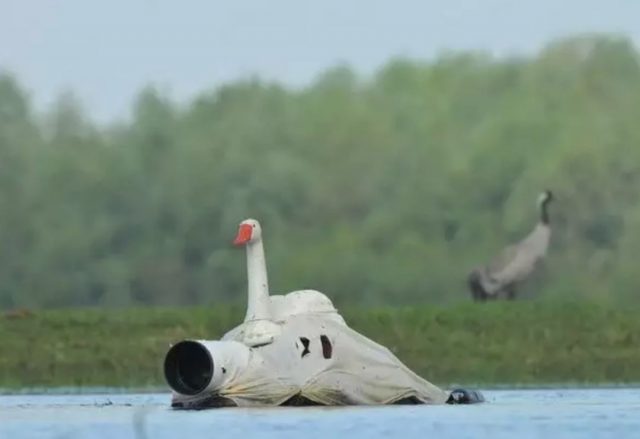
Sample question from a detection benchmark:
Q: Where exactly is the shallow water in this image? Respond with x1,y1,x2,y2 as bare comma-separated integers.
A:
1,388,639,438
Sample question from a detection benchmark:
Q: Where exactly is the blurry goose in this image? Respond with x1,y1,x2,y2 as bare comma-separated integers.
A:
468,190,553,301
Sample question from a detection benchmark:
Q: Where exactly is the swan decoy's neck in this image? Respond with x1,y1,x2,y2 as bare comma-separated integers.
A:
234,219,271,322
537,190,553,225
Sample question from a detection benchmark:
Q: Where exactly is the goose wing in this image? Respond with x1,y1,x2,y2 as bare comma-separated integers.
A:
486,223,551,285
487,244,519,275
488,244,539,286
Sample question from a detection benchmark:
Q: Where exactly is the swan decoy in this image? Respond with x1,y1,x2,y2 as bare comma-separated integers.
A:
163,219,484,408
232,219,343,345
468,190,553,301
233,218,282,346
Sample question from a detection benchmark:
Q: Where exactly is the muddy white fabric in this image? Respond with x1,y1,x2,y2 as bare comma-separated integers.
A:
171,290,448,407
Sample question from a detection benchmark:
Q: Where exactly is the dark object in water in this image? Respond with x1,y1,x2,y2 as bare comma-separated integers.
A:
173,390,485,409
282,393,324,406
171,395,237,410
446,388,485,404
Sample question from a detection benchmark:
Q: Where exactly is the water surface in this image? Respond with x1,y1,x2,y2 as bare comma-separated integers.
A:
1,388,638,438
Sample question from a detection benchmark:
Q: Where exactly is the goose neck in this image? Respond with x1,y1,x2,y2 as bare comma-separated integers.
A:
539,199,551,225
244,239,271,322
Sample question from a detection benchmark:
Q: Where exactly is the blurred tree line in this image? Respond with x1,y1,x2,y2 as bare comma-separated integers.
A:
1,34,640,309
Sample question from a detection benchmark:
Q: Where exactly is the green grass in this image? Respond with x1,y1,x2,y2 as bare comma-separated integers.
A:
1,301,639,389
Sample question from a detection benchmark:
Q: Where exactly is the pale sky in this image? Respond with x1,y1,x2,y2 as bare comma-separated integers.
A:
2,0,639,122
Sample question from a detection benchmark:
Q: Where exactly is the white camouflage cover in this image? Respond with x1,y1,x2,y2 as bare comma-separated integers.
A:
172,291,448,407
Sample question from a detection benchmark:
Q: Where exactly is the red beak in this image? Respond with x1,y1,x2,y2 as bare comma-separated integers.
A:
233,224,253,246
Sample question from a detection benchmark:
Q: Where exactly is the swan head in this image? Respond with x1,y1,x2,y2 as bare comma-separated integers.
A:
537,190,553,206
233,218,262,246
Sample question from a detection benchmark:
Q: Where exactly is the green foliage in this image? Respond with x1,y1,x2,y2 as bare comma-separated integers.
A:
1,34,640,308
1,302,638,388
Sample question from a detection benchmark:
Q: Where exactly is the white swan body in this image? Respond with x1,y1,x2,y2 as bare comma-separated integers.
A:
269,289,346,325
221,289,346,343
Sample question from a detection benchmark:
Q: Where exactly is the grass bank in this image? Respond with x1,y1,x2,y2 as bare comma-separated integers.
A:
1,301,639,389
